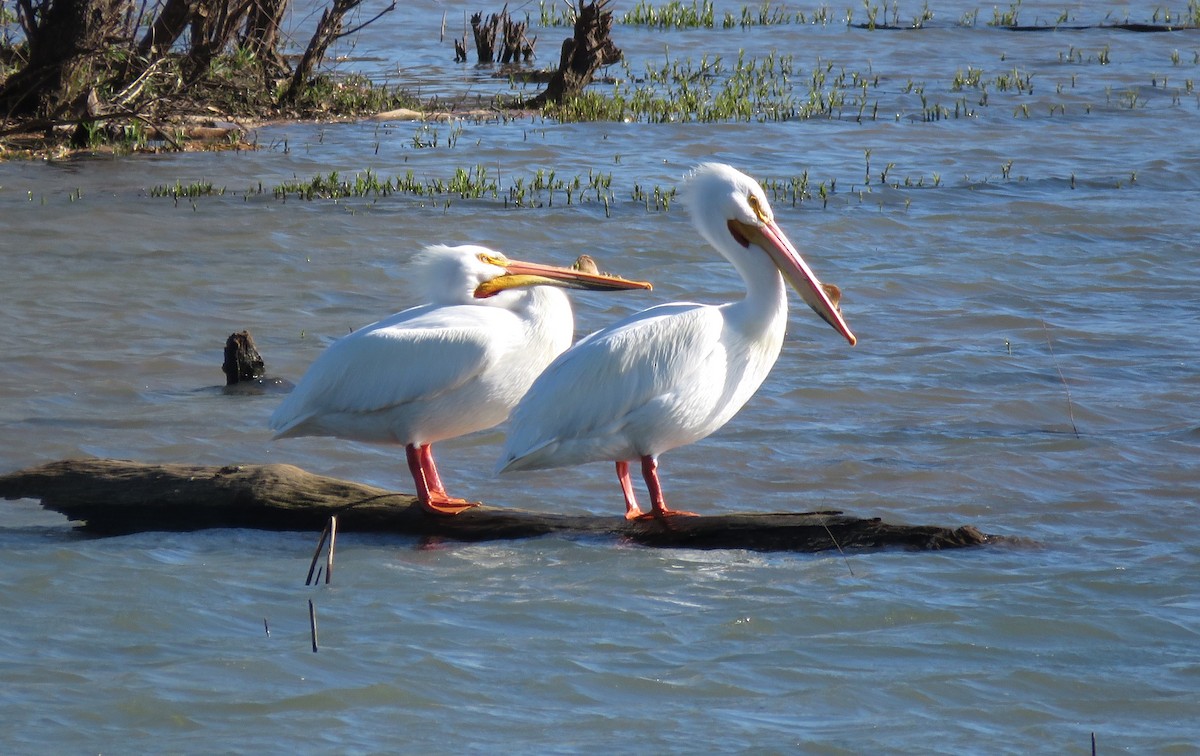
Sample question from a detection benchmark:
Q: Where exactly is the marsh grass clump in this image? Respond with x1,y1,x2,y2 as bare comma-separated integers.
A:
574,0,838,29
622,0,715,28
270,167,499,201
228,167,617,209
538,0,577,26
292,74,421,117
150,167,654,217
549,51,888,124
988,0,1022,27
150,180,223,199
631,182,675,211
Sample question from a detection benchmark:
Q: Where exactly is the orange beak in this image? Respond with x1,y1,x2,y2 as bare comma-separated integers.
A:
730,218,857,346
474,258,653,298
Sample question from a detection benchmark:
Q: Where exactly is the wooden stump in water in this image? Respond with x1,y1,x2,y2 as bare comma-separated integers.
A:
527,0,620,107
223,330,266,385
468,7,535,65
219,329,293,395
0,459,1000,552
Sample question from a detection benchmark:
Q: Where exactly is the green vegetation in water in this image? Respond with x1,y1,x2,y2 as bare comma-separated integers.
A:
548,50,892,124
540,0,843,28
988,0,1023,27
146,166,873,214
149,180,223,199
149,156,1054,216
621,0,716,28
289,73,421,117
152,167,627,212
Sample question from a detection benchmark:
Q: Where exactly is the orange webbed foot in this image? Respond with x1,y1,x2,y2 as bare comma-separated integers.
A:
420,495,481,516
633,508,700,521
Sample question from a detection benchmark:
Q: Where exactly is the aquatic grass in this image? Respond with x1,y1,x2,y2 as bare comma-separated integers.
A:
292,73,420,116
722,1,835,28
541,0,840,29
150,180,223,199
631,182,675,211
989,0,1022,27
549,51,890,124
622,0,715,28
270,167,501,201
146,158,975,217
146,167,625,212
952,66,984,91
538,0,576,27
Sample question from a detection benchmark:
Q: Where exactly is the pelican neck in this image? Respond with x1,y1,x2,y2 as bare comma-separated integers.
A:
722,239,789,338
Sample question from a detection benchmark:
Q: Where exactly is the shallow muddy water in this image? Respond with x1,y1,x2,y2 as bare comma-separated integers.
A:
2,1,1198,752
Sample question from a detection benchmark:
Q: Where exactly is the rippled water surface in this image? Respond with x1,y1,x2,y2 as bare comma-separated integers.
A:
2,1,1199,752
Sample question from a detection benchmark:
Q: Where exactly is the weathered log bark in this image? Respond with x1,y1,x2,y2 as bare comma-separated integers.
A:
470,11,499,64
137,0,201,61
0,459,999,552
284,0,392,104
241,0,290,78
467,7,535,64
0,0,133,118
526,0,620,107
186,0,258,77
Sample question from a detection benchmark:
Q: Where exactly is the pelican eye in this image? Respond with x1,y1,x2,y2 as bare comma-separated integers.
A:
478,252,508,267
746,193,771,225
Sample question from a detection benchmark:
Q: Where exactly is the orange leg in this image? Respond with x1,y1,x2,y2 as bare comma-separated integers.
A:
616,460,646,520
634,455,698,520
405,443,479,516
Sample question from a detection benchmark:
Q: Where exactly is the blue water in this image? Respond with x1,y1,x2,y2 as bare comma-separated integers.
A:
2,1,1198,751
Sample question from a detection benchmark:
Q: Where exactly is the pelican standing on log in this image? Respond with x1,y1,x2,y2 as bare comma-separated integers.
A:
498,163,856,519
270,245,652,515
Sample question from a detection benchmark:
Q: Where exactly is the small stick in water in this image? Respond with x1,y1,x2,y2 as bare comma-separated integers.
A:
263,618,270,638
309,600,319,653
821,519,855,578
306,521,330,585
325,515,337,585
1041,319,1080,438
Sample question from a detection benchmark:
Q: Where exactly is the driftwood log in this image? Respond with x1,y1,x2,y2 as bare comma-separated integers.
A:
0,459,998,552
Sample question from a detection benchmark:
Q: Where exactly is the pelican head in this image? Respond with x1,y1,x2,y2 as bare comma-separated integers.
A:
683,163,856,346
413,244,651,307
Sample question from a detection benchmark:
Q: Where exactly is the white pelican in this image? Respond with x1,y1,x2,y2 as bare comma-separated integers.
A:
270,244,652,515
498,163,856,519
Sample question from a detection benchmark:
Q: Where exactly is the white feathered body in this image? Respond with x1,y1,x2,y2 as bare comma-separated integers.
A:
499,288,787,471
270,280,574,447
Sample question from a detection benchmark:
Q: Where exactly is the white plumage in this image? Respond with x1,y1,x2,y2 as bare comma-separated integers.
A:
498,163,856,519
271,244,651,515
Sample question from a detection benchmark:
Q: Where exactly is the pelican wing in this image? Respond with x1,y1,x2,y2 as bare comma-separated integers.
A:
270,304,516,437
500,302,727,470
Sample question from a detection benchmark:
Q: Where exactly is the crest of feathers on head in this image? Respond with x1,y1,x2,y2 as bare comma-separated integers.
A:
408,244,506,306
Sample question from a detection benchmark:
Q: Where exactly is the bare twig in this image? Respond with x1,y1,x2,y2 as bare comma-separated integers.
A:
1041,319,1080,438
308,599,319,652
821,519,855,577
334,1,396,41
285,0,366,103
306,520,331,585
325,515,337,585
